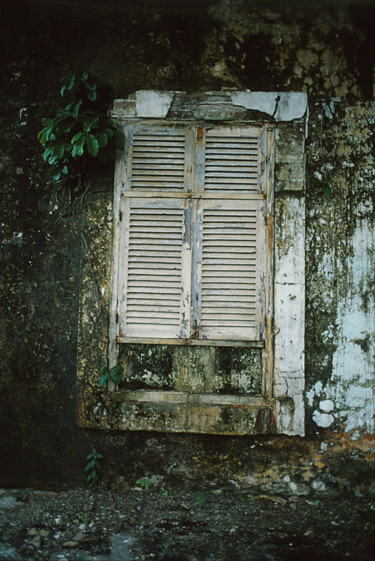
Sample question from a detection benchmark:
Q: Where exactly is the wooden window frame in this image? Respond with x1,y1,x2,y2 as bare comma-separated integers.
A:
76,91,307,436
110,121,274,356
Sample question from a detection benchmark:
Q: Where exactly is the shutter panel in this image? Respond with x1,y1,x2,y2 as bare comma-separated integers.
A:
196,198,265,341
204,127,261,193
118,197,191,339
128,126,187,191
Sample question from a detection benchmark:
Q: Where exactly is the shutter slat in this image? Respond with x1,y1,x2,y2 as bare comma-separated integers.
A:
118,196,190,338
204,128,261,193
130,128,186,191
197,199,263,340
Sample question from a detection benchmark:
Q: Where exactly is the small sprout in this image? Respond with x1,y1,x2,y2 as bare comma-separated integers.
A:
85,447,103,490
136,477,150,491
99,364,123,388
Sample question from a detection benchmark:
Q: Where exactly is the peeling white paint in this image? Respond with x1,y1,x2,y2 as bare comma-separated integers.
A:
135,90,174,118
312,410,335,428
231,91,308,121
330,217,374,433
319,399,334,412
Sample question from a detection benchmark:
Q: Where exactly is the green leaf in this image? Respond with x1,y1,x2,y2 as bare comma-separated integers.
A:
95,131,108,148
53,171,62,182
72,136,86,158
41,117,52,127
110,365,123,375
73,100,82,117
83,114,100,133
100,365,108,374
54,142,65,159
43,147,53,161
99,372,109,387
61,165,69,175
87,89,97,102
81,71,88,81
85,81,97,91
71,131,85,144
110,373,121,385
86,135,99,157
48,155,58,165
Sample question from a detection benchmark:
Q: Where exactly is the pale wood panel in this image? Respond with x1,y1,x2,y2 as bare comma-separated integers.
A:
195,198,265,341
204,127,261,193
118,197,191,339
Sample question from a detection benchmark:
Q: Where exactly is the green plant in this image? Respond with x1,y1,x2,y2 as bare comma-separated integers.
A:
85,447,103,490
38,72,124,192
136,477,150,491
99,364,123,388
83,513,89,527
160,487,168,496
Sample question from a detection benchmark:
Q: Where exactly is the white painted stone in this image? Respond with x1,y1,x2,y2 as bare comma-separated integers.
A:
274,376,305,397
329,217,375,433
312,410,335,428
135,90,174,118
274,282,305,374
231,91,307,121
275,198,305,284
319,399,334,412
276,394,305,436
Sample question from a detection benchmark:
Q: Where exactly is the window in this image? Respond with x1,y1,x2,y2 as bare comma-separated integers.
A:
75,90,307,436
114,123,273,347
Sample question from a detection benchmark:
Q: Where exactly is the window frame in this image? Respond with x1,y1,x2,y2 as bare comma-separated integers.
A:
110,121,274,355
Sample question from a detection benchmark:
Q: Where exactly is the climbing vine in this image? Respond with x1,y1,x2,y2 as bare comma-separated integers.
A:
38,72,124,193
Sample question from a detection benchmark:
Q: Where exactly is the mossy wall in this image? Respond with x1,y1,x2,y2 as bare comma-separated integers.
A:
0,0,374,491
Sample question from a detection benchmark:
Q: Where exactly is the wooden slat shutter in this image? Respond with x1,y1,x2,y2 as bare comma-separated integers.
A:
117,123,268,344
118,197,191,339
125,125,188,192
117,124,192,340
204,127,262,193
195,198,265,341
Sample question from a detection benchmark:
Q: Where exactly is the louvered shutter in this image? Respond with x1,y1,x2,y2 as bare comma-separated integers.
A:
194,198,265,341
125,125,189,192
204,127,262,193
118,197,191,339
117,123,268,344
117,124,192,340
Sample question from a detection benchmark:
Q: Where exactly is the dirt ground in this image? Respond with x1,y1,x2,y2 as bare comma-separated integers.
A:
0,484,374,561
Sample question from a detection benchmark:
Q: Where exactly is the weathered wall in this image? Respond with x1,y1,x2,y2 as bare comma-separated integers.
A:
0,0,374,493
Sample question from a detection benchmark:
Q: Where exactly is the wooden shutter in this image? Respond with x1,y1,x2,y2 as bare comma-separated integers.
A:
117,197,191,340
204,127,262,193
117,123,268,344
126,125,188,192
195,198,265,341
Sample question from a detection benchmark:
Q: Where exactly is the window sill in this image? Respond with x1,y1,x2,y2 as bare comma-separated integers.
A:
97,390,275,435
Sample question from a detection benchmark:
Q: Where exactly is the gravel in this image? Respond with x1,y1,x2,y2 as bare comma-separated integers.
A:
0,485,374,561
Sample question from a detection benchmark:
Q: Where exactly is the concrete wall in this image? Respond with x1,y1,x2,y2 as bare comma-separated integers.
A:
0,0,374,494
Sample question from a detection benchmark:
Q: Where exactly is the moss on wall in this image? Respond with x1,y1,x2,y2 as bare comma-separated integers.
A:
0,0,374,487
